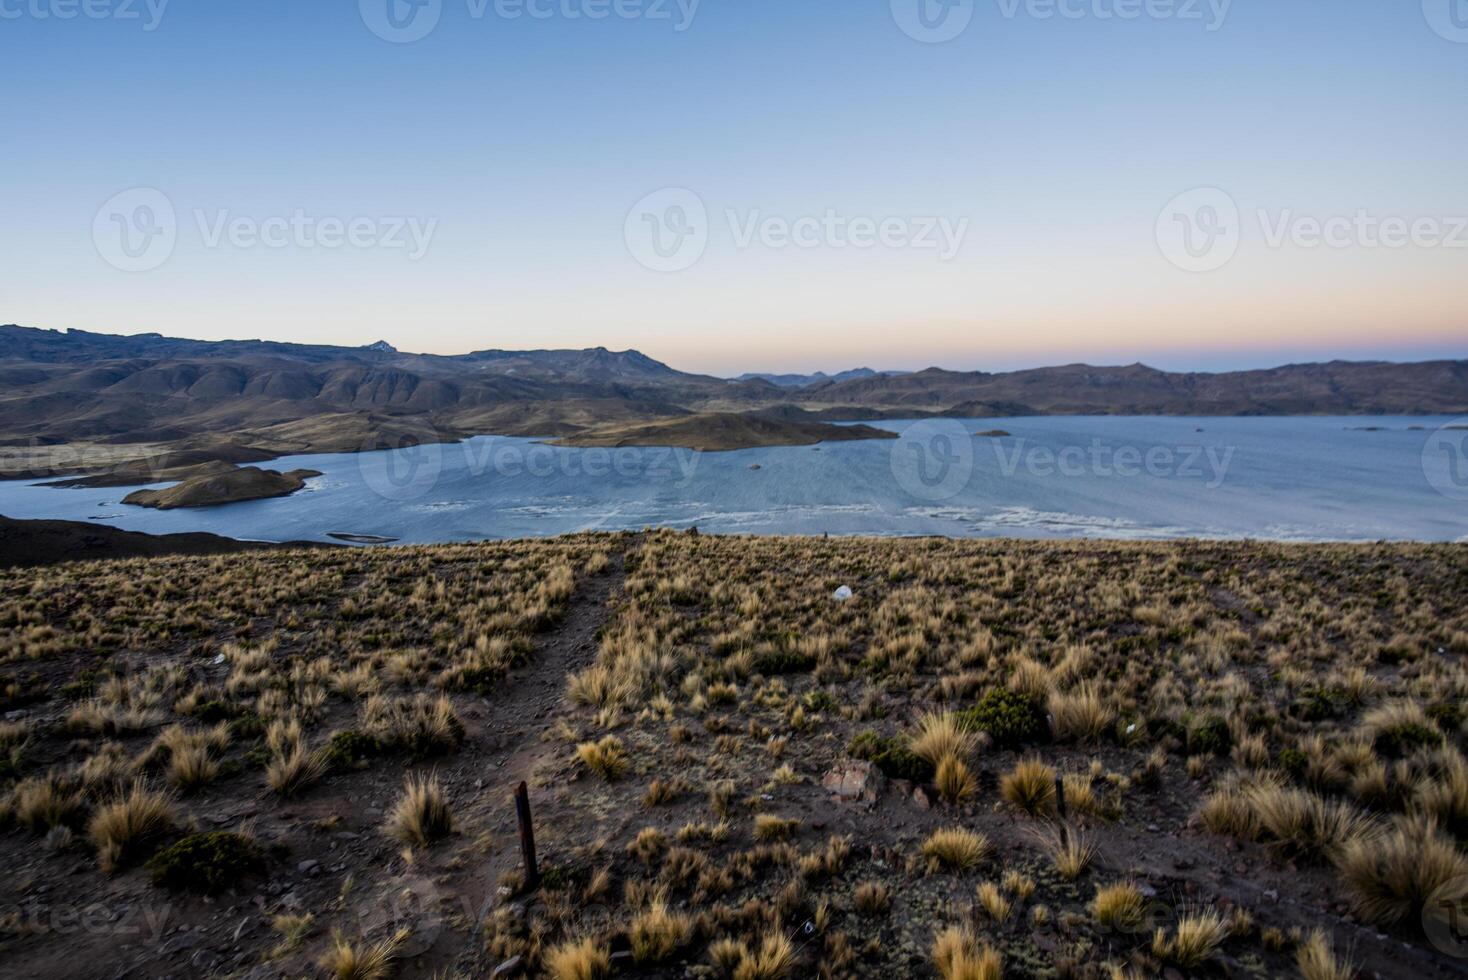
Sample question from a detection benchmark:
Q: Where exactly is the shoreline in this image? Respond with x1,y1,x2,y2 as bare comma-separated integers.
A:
1,412,1459,486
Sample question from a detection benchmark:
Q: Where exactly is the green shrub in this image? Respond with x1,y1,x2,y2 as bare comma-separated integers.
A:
1276,748,1308,779
754,651,816,676
1373,722,1442,759
804,690,837,713
147,832,263,894
1292,689,1339,722
959,689,1046,748
1187,716,1232,756
191,700,238,724
325,730,377,771
1427,702,1463,732
229,712,266,739
848,731,934,782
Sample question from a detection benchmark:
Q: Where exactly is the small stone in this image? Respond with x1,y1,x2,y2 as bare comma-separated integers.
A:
912,786,932,810
296,859,320,875
821,760,886,804
490,955,524,977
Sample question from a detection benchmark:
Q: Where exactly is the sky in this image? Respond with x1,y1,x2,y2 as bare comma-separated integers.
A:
2,0,1466,376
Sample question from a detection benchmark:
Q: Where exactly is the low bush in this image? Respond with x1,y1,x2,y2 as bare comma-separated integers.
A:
960,689,1046,748
148,831,264,893
847,731,933,782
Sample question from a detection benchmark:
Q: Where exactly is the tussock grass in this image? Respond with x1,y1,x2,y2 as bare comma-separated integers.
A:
544,937,611,980
320,928,408,980
922,827,992,872
87,779,176,873
266,743,329,798
911,711,975,766
1039,824,1095,880
1000,757,1056,817
628,901,693,963
12,772,86,833
934,753,977,804
931,926,1002,980
1296,929,1357,980
731,931,797,980
1092,882,1147,932
753,814,800,841
1153,910,1229,968
384,772,453,848
577,736,629,780
1048,684,1114,743
1335,815,1468,927
854,881,891,916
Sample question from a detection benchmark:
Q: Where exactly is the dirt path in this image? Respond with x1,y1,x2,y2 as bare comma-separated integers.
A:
405,538,633,978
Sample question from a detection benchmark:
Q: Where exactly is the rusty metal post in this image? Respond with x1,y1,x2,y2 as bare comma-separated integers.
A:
514,781,539,889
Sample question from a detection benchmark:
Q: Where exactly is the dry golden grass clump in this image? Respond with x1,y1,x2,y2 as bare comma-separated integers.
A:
383,772,453,848
1092,882,1147,932
87,779,176,873
320,927,408,980
1152,910,1229,968
627,900,694,964
931,926,1002,980
1296,929,1357,980
544,936,612,980
1000,757,1056,817
922,827,992,872
577,736,630,780
1335,814,1468,927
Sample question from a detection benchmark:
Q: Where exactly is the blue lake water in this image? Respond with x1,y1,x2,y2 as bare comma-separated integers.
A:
1,417,1465,544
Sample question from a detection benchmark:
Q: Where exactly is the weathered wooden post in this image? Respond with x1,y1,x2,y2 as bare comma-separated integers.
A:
1054,774,1067,820
514,781,539,889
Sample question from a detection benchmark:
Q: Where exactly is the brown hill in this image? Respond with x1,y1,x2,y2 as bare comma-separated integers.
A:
550,413,898,452
0,514,325,568
802,360,1468,416
122,466,322,510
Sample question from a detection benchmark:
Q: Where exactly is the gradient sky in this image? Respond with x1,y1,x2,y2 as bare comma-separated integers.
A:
3,0,1465,375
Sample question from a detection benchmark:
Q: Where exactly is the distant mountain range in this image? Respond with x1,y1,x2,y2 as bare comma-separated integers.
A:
1,324,1465,476
733,368,908,388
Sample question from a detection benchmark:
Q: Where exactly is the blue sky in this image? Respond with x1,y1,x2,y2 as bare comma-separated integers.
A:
2,0,1465,374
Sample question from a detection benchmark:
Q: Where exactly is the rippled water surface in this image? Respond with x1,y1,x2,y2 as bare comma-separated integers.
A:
1,417,1464,544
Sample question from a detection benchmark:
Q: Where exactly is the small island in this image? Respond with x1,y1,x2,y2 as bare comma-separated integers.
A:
974,429,1012,438
123,466,322,510
549,412,899,452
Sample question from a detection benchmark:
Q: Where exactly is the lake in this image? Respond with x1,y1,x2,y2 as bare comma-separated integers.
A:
1,417,1465,544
